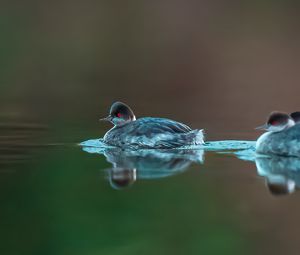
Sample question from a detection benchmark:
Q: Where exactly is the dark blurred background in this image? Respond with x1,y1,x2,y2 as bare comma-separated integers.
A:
1,0,300,139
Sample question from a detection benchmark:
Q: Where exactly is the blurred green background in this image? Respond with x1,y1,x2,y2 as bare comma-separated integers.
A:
1,1,300,255
1,0,300,134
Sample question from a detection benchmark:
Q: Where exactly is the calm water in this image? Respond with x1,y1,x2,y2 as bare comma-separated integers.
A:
1,119,300,255
2,1,300,253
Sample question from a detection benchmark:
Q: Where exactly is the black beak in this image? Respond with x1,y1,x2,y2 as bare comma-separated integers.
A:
99,115,112,122
255,124,269,130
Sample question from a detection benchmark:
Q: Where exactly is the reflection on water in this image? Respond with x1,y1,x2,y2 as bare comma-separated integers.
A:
233,148,300,196
82,137,300,197
2,127,300,254
83,145,204,189
256,157,300,196
81,139,257,189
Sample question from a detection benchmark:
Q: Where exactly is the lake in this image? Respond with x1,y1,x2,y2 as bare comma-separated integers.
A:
1,119,299,255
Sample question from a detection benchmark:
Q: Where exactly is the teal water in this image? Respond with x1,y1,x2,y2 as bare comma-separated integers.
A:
80,139,256,188
0,132,251,255
2,121,300,255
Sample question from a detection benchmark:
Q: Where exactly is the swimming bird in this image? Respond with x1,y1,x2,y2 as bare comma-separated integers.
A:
255,111,300,157
100,102,204,149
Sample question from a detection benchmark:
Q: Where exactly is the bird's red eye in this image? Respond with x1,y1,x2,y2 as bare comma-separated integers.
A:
117,113,122,118
271,121,278,125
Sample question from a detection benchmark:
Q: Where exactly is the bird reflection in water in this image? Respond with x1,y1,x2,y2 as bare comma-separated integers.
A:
108,168,137,190
255,157,300,196
233,148,300,196
82,146,204,189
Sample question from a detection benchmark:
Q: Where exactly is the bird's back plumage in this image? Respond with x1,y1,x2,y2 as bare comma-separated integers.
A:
256,124,300,157
103,117,204,149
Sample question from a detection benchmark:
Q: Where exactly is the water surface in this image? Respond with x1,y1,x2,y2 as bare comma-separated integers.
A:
1,120,300,255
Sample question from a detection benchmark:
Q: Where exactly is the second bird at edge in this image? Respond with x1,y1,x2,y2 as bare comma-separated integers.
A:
256,111,300,157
